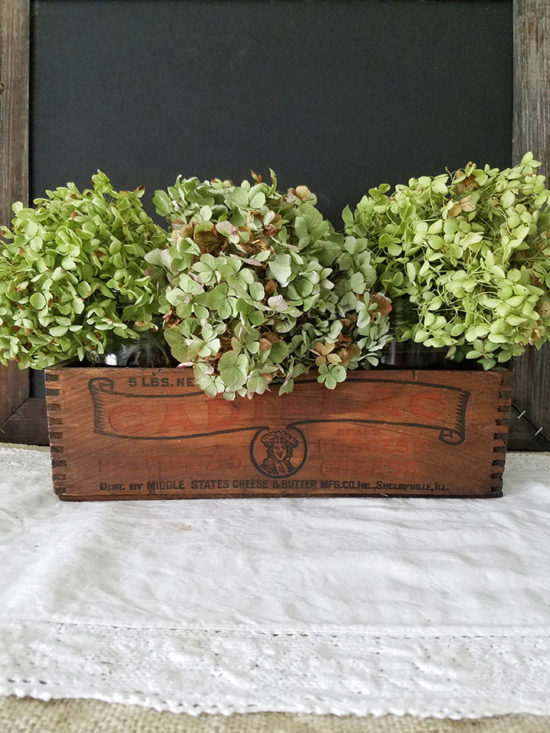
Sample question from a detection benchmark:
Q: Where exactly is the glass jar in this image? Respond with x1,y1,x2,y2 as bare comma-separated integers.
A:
381,298,449,369
85,327,174,368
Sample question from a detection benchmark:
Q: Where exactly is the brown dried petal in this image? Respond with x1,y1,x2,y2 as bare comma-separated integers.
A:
264,224,280,238
294,185,312,201
314,341,335,356
194,228,219,249
339,349,351,366
265,279,278,296
370,293,393,317
247,210,264,224
463,175,479,189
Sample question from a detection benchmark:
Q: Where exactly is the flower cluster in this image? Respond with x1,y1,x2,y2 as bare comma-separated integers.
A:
2,155,550,387
344,153,550,368
0,172,165,369
147,172,391,398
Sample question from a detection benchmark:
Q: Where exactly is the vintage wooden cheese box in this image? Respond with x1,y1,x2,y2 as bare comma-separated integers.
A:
44,366,512,500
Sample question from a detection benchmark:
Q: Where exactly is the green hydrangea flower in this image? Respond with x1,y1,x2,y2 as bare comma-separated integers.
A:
0,172,167,369
345,153,550,369
148,172,392,397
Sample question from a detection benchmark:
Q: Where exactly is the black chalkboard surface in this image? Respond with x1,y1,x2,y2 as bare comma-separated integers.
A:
29,0,512,398
31,0,512,225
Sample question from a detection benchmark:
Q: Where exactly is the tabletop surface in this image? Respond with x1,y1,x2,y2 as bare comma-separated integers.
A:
1,446,549,718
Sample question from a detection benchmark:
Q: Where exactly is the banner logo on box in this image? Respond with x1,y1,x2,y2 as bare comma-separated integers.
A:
89,377,470,476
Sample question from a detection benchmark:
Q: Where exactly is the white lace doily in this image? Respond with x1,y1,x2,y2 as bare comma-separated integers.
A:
1,446,550,717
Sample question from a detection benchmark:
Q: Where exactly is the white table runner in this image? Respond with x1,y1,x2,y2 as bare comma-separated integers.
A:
1,445,549,717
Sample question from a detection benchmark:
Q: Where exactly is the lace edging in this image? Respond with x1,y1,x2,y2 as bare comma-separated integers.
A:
2,620,550,717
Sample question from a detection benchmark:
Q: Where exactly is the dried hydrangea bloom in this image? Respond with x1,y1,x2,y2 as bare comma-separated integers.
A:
147,172,391,398
0,172,167,369
345,153,550,369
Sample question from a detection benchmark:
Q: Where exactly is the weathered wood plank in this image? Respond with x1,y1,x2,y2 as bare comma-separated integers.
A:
0,0,31,430
0,0,29,225
0,361,29,425
510,0,550,450
0,397,49,445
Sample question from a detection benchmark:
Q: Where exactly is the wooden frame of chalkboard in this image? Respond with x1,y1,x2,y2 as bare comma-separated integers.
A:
0,0,548,448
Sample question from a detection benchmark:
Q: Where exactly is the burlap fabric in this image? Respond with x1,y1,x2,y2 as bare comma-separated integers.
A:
1,698,549,733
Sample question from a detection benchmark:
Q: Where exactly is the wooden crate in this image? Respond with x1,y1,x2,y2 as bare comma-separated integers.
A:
44,366,512,500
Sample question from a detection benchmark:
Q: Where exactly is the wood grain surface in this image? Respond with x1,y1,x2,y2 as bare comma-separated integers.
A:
0,0,31,434
44,366,512,501
0,362,28,427
510,0,550,449
0,397,48,445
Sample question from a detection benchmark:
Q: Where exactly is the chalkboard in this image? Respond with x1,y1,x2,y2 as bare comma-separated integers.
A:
29,0,513,398
31,0,513,224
